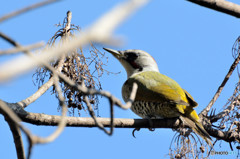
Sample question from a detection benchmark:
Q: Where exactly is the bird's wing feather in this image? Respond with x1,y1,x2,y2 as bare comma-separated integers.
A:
128,71,197,107
183,89,198,107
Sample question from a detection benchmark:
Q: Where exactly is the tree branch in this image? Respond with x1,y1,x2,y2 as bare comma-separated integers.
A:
4,116,25,159
207,126,240,143
210,93,240,123
16,109,240,143
5,95,240,144
200,50,240,117
0,42,44,55
0,101,36,159
0,0,59,23
19,111,181,128
32,75,68,144
0,32,20,46
17,78,54,108
187,0,240,18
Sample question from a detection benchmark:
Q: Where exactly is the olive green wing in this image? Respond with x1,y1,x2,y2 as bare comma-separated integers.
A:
127,71,197,107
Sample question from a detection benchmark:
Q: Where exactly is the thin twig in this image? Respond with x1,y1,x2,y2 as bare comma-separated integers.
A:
109,98,114,135
64,11,72,32
17,78,54,108
16,51,65,108
82,82,137,135
210,94,240,122
0,0,59,23
200,52,240,117
0,100,35,159
0,32,23,46
56,68,134,109
125,82,138,109
187,0,240,18
0,42,44,55
84,95,110,134
5,117,26,159
32,75,67,144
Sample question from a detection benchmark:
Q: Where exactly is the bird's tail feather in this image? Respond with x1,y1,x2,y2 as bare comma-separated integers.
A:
180,116,213,147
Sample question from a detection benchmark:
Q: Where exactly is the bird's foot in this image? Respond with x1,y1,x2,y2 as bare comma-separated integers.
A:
132,118,156,138
146,117,155,131
148,127,155,131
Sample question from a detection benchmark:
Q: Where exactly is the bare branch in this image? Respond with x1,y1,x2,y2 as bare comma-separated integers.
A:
211,93,240,122
84,95,111,134
200,51,240,117
17,78,54,108
0,0,59,23
0,0,149,82
0,83,68,158
5,117,25,159
207,126,240,143
124,82,138,109
19,111,181,129
0,32,24,46
65,11,72,31
0,100,35,159
15,110,239,143
56,69,131,109
187,0,240,18
33,75,67,144
0,42,44,55
16,51,65,108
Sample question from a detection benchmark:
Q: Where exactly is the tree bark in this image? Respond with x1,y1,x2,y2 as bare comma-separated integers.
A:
187,0,240,18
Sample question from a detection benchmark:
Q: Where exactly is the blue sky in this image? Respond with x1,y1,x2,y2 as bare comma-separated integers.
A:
1,0,240,158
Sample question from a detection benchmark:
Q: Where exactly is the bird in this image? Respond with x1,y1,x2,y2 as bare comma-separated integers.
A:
103,47,212,145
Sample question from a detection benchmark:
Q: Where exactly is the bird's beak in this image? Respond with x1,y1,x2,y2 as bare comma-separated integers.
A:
103,48,123,59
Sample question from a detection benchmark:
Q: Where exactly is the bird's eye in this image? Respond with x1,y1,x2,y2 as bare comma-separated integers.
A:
125,53,138,61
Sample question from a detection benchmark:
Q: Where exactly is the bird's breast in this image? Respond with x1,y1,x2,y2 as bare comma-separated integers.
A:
131,100,180,119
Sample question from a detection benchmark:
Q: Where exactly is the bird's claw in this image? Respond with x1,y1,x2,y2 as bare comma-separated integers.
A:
132,128,141,138
132,120,155,138
146,117,155,131
148,127,155,131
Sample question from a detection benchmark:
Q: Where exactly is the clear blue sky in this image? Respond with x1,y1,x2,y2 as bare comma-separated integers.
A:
1,0,240,158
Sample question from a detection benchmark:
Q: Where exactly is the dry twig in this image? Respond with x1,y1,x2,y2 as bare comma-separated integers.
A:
0,42,44,55
187,0,240,18
0,0,59,23
200,49,240,117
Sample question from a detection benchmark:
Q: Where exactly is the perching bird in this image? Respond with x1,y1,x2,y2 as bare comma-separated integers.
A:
103,47,212,145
